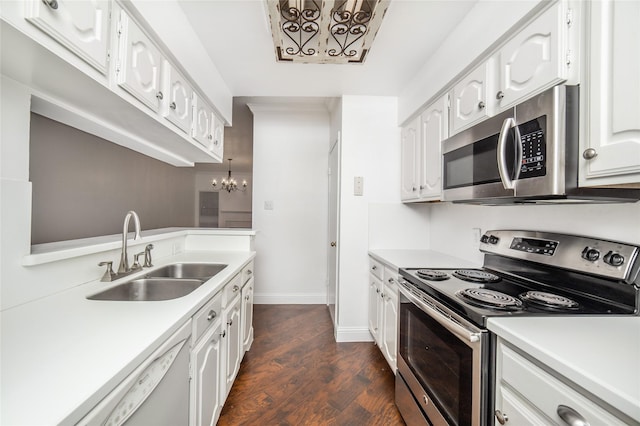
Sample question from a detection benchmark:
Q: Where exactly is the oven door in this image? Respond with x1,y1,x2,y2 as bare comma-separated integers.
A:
397,284,490,426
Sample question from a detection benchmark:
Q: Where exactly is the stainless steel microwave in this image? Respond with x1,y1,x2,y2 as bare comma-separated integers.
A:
441,85,640,204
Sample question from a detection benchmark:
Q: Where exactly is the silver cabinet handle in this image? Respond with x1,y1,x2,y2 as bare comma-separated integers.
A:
388,278,394,284
371,265,377,270
478,101,485,109
233,285,239,292
495,410,508,425
496,91,505,100
557,405,590,426
330,241,336,247
42,0,58,9
169,101,176,110
583,148,598,160
245,295,250,301
156,91,163,100
207,310,216,321
227,319,233,326
220,330,226,338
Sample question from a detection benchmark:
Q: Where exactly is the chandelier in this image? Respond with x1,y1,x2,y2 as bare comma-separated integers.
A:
212,159,248,193
266,0,390,64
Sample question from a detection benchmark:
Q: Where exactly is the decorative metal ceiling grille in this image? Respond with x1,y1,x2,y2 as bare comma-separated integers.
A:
266,0,390,64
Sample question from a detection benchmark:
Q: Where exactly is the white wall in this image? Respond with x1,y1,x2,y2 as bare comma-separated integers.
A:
335,96,406,341
429,202,640,265
249,103,330,304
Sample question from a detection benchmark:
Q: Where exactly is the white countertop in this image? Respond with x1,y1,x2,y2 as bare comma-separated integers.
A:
368,249,481,270
488,316,640,422
1,250,255,425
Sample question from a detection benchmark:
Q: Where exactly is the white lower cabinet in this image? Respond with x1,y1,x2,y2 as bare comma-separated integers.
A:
368,256,398,372
495,339,629,426
189,261,254,426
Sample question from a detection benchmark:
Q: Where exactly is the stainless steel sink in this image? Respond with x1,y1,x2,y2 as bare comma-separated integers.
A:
144,263,227,280
87,278,205,301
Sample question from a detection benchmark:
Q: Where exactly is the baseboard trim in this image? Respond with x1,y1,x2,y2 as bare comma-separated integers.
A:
254,292,326,304
335,326,374,343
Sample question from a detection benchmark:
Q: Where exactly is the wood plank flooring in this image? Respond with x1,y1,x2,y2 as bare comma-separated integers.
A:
218,304,405,425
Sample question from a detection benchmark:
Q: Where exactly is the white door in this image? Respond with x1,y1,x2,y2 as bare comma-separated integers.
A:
327,136,341,329
224,295,242,396
419,95,448,200
400,118,419,201
210,114,225,159
495,2,567,111
117,10,163,112
163,61,193,134
26,0,111,73
451,62,490,134
581,0,640,186
192,93,214,148
191,322,223,426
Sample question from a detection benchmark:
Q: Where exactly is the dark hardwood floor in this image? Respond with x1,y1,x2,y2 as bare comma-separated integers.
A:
218,304,405,425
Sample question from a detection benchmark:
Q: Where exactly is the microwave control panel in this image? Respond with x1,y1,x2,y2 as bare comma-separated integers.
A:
518,116,547,179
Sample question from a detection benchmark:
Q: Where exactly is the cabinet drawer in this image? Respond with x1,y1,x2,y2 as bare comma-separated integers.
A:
498,342,627,425
222,273,242,307
383,267,398,295
242,261,254,285
369,258,383,280
192,292,222,343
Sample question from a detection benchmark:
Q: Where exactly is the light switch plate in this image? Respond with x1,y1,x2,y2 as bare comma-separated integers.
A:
264,201,274,210
354,176,363,196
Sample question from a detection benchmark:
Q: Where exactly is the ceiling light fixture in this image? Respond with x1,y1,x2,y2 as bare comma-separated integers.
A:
212,159,248,193
266,0,390,64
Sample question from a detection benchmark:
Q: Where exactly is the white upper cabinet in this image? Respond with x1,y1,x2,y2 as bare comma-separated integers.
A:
419,95,448,200
116,10,164,113
493,2,570,112
163,61,193,134
580,0,640,186
192,93,214,148
400,117,420,201
25,0,111,74
211,114,225,159
450,62,491,134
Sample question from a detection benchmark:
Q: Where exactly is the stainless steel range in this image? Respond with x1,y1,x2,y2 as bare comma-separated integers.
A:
395,230,640,426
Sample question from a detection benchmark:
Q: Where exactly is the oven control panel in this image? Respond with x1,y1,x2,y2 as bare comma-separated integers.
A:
480,230,639,282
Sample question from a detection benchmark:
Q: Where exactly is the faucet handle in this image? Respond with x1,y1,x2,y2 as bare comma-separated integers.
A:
132,252,145,270
144,244,154,268
98,261,116,282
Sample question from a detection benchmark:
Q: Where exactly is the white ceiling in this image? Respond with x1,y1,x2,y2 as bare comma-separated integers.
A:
179,0,478,98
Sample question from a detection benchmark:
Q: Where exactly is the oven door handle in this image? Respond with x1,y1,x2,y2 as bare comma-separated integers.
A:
497,117,522,190
399,284,482,345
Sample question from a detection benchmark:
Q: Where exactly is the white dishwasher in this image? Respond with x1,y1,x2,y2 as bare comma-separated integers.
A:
77,321,191,426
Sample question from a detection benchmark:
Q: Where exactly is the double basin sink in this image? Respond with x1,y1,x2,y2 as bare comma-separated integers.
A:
88,263,228,301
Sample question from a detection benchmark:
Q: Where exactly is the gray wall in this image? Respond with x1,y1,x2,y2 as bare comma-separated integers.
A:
29,114,197,244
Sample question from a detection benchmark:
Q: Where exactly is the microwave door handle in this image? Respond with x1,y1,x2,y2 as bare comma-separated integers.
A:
497,118,517,190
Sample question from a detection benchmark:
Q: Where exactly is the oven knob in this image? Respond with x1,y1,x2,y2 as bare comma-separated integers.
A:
604,251,625,267
480,234,489,243
488,235,500,245
581,247,600,262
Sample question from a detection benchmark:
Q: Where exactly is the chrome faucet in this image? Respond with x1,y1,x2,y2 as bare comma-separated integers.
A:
117,210,142,274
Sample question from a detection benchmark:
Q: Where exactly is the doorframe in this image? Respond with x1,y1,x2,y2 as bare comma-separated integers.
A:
327,133,341,332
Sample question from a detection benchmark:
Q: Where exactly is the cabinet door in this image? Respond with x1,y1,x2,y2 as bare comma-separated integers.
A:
192,94,214,148
117,11,164,112
401,117,420,201
191,322,223,426
368,275,382,344
241,278,254,352
495,2,568,111
210,114,225,159
581,0,640,186
419,95,448,200
25,0,110,74
224,295,242,396
381,278,398,372
163,61,193,134
451,62,490,134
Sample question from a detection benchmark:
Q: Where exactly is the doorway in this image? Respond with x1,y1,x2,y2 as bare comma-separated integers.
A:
199,191,219,227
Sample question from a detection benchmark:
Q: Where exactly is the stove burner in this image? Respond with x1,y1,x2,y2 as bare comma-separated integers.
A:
453,269,501,283
416,270,449,281
520,291,580,310
456,288,523,310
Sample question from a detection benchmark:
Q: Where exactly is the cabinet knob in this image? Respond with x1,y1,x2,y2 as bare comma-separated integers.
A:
208,134,213,140
220,330,226,338
496,91,505,100
169,101,177,110
207,310,216,321
246,269,252,275
227,319,233,326
380,293,384,298
495,410,509,425
245,295,250,301
42,0,58,9
412,186,417,192
388,278,394,284
422,395,429,406
376,288,380,294
372,265,377,270
233,285,239,292
557,405,589,426
478,101,485,109
582,148,598,160
156,91,163,100
330,241,336,247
